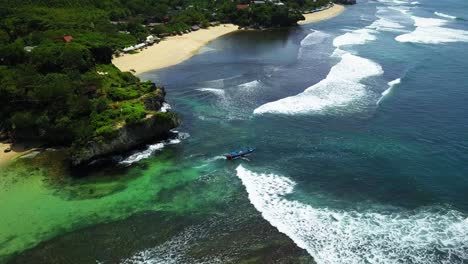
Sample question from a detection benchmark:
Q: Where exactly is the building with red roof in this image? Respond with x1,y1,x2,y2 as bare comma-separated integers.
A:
236,4,250,9
63,36,73,42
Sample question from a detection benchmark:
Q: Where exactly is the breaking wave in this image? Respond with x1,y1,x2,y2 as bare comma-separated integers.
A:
236,165,468,264
376,78,401,105
300,30,331,46
368,17,406,32
254,53,383,115
196,88,226,97
238,80,261,90
160,102,171,112
396,16,468,44
119,132,190,165
333,28,377,47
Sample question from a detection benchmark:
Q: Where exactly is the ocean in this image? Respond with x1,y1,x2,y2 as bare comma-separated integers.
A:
2,0,468,263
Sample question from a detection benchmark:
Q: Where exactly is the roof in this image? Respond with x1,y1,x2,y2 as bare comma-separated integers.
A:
63,36,73,42
236,4,250,9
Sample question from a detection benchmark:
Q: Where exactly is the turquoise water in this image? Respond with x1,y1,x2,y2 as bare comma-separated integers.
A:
4,0,468,263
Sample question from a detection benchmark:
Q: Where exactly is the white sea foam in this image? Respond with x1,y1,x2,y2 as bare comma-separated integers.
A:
411,1,420,5
389,6,411,15
236,165,468,264
330,48,346,58
238,80,261,90
333,28,377,47
120,143,165,165
196,88,226,97
396,16,468,44
254,53,383,115
160,102,171,112
200,75,242,89
368,17,406,32
300,30,331,46
122,224,228,264
197,46,217,54
376,78,401,105
197,88,228,106
434,12,457,20
119,132,190,165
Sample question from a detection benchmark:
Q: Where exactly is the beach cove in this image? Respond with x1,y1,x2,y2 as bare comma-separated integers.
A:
112,4,344,74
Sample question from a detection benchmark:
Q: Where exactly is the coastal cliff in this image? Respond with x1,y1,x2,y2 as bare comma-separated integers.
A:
71,111,179,166
68,86,179,166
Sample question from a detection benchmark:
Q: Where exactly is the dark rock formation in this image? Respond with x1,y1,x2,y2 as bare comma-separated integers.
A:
71,87,179,167
71,112,180,166
142,87,166,111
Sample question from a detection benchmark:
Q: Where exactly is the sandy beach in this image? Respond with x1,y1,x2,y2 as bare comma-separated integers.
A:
0,142,41,167
113,24,239,74
298,4,345,25
113,6,345,74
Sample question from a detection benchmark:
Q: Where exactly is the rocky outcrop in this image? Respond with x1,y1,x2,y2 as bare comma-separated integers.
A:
71,112,180,166
142,87,166,111
71,86,179,167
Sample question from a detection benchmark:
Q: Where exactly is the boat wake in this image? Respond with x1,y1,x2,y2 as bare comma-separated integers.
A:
236,165,468,264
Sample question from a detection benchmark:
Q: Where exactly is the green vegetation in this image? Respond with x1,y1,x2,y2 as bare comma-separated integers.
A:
0,0,332,154
0,1,175,150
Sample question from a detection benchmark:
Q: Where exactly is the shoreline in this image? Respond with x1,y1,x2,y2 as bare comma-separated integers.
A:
298,4,345,25
0,142,41,167
112,6,345,75
112,24,239,75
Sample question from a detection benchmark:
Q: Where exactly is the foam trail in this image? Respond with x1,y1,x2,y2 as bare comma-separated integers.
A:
396,16,468,44
377,78,401,105
411,1,419,5
236,165,468,264
434,12,457,20
254,53,383,115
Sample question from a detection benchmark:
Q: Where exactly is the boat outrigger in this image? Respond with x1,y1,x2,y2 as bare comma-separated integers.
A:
226,148,256,160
